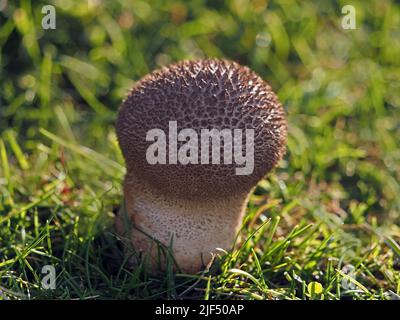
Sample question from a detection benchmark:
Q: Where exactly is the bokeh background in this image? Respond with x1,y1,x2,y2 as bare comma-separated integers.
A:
0,0,399,299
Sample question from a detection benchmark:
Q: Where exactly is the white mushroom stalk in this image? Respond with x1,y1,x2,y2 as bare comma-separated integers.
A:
116,59,287,273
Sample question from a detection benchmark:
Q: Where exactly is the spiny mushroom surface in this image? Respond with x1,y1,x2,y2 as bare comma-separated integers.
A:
116,59,287,273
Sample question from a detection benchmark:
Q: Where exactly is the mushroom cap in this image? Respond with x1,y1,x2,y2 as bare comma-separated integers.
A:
117,59,287,199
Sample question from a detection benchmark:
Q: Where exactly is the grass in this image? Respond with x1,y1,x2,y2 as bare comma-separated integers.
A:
0,0,400,300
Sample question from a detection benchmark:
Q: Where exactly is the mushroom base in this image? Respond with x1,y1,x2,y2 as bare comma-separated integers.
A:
115,175,250,274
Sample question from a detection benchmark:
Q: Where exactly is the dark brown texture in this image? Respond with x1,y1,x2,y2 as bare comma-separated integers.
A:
116,59,287,199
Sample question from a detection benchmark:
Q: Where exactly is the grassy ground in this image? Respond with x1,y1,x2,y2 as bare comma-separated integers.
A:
0,0,400,300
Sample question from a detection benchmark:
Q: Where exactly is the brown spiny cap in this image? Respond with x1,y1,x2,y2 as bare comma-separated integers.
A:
116,59,287,199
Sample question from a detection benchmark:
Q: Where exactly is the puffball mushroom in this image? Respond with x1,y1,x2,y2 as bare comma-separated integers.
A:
116,59,287,273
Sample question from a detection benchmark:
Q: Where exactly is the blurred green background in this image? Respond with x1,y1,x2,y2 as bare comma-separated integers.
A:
0,0,399,299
